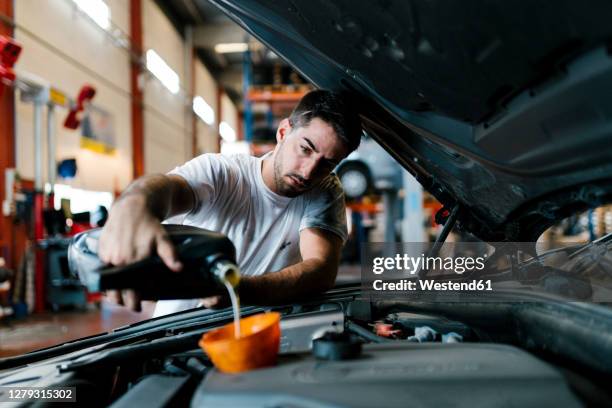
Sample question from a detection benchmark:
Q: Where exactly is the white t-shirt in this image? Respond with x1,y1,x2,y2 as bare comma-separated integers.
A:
153,153,347,317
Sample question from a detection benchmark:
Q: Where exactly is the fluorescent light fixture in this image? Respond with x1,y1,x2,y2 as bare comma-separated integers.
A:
214,43,249,54
193,96,215,125
146,49,180,94
72,0,111,30
219,121,237,142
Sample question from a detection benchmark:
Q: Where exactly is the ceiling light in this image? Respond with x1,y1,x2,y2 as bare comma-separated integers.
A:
214,43,249,54
72,0,111,30
146,49,180,94
193,96,215,125
219,121,236,142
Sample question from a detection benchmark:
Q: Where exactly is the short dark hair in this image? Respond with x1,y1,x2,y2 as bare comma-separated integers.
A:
289,89,362,153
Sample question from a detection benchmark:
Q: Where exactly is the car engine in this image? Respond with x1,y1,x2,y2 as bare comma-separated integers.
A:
3,288,609,407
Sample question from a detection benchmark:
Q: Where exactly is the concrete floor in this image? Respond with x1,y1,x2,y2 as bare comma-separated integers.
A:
0,300,155,358
0,264,361,358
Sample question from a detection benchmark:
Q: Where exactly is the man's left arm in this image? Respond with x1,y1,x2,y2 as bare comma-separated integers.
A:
239,228,341,304
201,228,341,307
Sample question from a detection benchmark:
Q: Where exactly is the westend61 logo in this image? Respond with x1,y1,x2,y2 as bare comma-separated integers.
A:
372,253,487,275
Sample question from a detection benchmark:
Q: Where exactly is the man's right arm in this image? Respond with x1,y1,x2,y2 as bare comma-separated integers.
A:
98,174,195,270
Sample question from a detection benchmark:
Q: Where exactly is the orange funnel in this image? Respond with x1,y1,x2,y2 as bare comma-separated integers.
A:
199,312,281,373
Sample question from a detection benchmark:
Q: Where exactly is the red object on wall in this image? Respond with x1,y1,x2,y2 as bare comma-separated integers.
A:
63,85,96,129
75,85,97,110
0,35,21,88
0,35,21,67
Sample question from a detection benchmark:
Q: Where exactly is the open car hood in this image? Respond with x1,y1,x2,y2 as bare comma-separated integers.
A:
210,0,612,240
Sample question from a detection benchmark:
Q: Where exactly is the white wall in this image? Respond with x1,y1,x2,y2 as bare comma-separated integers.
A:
221,92,238,139
194,59,218,154
13,0,225,191
14,0,132,192
142,0,189,174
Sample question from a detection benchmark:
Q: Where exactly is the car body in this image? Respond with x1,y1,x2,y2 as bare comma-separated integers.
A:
215,0,612,242
1,1,612,407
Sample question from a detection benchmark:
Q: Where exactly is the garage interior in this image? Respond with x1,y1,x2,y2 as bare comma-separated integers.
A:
1,0,611,359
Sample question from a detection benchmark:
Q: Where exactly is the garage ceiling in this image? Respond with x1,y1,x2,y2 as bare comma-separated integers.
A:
154,0,287,107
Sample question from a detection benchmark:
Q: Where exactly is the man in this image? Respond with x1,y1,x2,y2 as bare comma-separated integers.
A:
98,90,362,316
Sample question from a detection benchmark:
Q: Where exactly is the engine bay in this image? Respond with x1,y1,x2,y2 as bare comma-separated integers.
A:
108,303,584,408
3,291,606,407
193,340,577,408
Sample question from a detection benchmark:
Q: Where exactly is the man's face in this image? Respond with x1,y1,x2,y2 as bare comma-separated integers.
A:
273,117,349,197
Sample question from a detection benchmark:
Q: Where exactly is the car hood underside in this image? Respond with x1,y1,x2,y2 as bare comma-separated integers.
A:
211,0,612,240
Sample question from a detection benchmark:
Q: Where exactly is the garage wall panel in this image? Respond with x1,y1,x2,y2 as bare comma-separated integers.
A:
142,0,189,172
194,60,216,113
14,0,132,192
196,121,218,154
194,60,218,154
221,93,238,139
13,0,222,189
143,109,186,174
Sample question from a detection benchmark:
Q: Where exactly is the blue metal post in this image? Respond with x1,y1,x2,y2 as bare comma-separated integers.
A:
266,107,274,128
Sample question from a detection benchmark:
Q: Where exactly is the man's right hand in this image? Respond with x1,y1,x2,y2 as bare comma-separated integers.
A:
98,193,183,271
96,174,196,311
98,193,183,312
